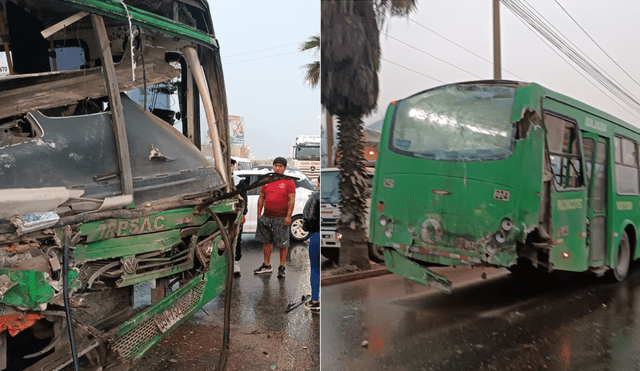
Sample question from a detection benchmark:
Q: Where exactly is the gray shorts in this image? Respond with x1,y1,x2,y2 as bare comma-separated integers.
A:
255,216,290,248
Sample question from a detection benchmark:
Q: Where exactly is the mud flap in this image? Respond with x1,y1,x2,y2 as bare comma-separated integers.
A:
384,248,452,294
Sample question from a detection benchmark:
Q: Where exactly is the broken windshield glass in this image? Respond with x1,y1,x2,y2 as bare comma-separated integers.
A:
390,83,517,161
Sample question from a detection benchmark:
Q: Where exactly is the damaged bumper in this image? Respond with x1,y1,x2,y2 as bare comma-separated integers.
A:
384,248,452,294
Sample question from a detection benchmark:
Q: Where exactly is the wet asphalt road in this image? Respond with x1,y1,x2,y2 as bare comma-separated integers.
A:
322,262,640,371
133,234,319,371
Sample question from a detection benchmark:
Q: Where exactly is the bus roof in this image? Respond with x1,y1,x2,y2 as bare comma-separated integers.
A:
62,0,218,48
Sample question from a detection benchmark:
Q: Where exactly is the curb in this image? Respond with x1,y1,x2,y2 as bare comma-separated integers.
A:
321,265,392,286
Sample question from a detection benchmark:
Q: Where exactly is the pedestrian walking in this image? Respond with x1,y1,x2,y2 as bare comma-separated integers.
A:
303,186,320,312
253,157,296,278
231,158,248,274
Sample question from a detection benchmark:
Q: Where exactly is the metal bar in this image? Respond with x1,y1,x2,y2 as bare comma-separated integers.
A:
182,46,228,189
186,68,195,144
91,14,134,196
493,0,502,80
50,39,58,72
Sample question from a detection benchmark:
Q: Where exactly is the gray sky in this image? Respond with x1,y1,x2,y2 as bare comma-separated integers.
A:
210,1,320,160
344,0,640,130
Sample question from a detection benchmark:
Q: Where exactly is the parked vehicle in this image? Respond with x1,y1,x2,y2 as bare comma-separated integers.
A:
291,135,320,183
320,168,384,262
231,156,252,170
234,169,314,242
0,1,241,369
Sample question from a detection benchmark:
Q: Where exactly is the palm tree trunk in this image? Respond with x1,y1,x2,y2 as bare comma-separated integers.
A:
326,109,334,167
336,114,370,270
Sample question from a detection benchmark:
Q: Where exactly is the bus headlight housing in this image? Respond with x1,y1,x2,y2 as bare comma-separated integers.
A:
501,218,514,232
385,228,393,238
495,231,506,244
379,215,389,226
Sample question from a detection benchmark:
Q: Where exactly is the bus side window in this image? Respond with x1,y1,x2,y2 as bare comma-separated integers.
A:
614,136,639,195
544,113,583,190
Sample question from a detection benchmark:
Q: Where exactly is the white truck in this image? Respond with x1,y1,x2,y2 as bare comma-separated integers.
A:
291,135,320,183
320,167,385,263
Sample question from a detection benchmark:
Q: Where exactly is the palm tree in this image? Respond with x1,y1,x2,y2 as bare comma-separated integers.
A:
321,0,416,269
300,34,320,87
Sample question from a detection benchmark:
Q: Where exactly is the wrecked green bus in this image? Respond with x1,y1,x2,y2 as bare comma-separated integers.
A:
0,0,245,369
370,80,640,293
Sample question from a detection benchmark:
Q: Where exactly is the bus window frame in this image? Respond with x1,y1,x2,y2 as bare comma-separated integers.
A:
387,83,519,162
613,134,640,196
542,109,585,192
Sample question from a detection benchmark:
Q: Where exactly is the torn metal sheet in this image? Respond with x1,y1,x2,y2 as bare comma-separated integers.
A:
0,188,83,219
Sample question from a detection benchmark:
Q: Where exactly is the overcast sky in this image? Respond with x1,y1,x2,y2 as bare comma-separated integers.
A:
211,1,320,160
322,0,640,132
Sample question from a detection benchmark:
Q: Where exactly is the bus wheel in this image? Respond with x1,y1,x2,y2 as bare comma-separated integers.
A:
368,243,385,263
610,232,631,282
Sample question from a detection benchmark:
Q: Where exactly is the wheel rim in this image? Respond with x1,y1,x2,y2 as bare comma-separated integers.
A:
291,218,308,239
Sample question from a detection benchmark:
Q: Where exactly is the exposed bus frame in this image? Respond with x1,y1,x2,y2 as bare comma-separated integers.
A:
0,1,243,369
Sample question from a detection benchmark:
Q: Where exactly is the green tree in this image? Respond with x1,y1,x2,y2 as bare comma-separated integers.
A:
301,34,320,87
321,0,416,269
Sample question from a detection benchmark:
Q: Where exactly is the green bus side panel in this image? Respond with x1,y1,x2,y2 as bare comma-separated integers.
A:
80,209,209,243
74,230,182,261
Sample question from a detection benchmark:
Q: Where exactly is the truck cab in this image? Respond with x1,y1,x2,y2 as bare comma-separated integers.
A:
291,135,320,183
320,167,384,263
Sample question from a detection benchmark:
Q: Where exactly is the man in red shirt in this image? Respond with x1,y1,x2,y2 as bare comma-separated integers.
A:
253,157,296,278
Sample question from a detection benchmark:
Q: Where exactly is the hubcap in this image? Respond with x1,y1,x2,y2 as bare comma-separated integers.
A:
291,219,308,239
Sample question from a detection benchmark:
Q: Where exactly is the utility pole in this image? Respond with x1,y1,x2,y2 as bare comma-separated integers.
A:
493,0,502,80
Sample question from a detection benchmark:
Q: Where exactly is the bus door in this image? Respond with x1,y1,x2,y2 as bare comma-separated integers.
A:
544,112,587,270
582,133,608,266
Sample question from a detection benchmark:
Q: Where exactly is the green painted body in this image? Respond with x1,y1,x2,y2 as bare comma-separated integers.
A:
371,81,640,291
112,248,227,359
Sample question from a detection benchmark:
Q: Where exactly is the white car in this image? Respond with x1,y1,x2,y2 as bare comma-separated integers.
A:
233,168,315,242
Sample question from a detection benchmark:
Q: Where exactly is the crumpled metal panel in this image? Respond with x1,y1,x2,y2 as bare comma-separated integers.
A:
0,94,224,206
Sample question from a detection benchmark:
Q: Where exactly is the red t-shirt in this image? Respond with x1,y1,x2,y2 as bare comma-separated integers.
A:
261,180,296,218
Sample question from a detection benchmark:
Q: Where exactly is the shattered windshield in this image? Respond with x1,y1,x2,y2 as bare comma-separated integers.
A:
320,171,340,204
390,84,517,161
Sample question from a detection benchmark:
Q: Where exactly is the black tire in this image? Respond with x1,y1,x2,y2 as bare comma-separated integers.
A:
321,247,339,263
610,231,631,282
368,243,385,263
290,215,310,242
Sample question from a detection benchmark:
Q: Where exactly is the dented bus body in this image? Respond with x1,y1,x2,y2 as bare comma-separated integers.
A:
0,0,240,369
370,80,640,293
